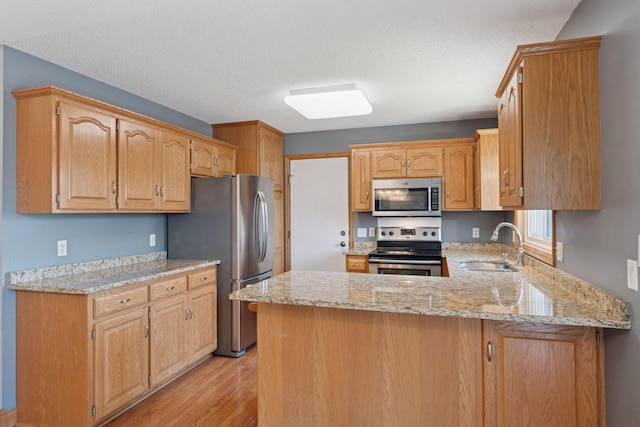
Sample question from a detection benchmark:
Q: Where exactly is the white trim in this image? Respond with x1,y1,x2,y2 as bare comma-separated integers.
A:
0,43,5,406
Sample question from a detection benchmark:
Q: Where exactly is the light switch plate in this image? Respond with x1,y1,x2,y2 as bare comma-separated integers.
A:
627,259,638,291
369,227,376,237
357,228,367,238
57,240,67,257
556,242,564,262
472,228,480,238
150,234,156,247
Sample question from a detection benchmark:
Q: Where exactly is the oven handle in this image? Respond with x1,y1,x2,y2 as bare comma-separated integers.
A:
368,258,442,265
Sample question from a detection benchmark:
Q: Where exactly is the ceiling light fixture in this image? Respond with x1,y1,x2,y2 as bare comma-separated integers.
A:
284,84,373,119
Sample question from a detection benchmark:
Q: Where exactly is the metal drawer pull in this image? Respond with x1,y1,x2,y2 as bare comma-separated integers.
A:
166,286,175,291
119,298,130,304
487,341,493,362
185,309,189,320
189,308,194,319
200,277,208,281
144,325,149,338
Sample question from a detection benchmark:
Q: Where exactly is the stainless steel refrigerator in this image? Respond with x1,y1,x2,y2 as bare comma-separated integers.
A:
168,175,274,357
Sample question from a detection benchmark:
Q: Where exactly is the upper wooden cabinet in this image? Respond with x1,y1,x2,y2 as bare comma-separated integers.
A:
351,149,372,211
443,144,475,210
12,86,208,213
190,137,236,178
474,129,502,211
371,147,442,178
212,120,284,191
212,120,285,274
496,36,602,210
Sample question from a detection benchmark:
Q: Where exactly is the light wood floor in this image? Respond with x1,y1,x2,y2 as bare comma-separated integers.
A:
105,346,257,427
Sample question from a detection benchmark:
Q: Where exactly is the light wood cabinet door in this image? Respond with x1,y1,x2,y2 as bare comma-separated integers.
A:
94,307,149,420
159,130,191,211
58,101,118,210
371,148,406,178
474,129,501,211
443,144,475,210
216,143,236,176
406,147,442,177
117,119,159,210
351,150,372,211
191,138,236,177
259,127,284,191
149,294,189,387
483,321,603,427
498,69,523,208
187,285,217,363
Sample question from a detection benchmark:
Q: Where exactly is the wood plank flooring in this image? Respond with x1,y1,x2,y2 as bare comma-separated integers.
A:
105,347,257,427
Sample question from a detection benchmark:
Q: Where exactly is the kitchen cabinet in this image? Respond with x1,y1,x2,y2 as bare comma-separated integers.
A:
118,122,191,211
12,86,208,213
371,147,442,178
190,136,237,177
15,266,217,426
345,254,368,273
483,321,603,426
212,120,285,274
443,144,475,210
473,129,502,210
496,36,602,210
351,149,372,211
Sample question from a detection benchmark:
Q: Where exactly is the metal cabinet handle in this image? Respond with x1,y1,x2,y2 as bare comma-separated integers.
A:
119,298,130,304
365,191,369,200
487,341,493,362
166,286,175,291
144,324,149,338
407,159,411,168
200,276,208,281
185,309,189,320
402,159,406,167
189,308,193,319
502,169,510,187
155,184,161,196
112,181,117,194
160,185,164,197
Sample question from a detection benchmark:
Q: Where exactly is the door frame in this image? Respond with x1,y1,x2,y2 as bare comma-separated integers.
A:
284,152,351,272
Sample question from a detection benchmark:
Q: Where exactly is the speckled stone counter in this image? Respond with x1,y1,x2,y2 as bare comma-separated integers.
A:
8,251,219,294
232,243,630,329
343,240,376,256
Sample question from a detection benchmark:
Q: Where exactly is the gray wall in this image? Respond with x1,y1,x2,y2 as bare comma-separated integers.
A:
554,1,640,424
1,47,212,409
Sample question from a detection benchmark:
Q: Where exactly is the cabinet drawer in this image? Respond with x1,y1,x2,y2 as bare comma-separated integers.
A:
346,255,369,273
188,267,217,290
93,286,148,319
149,275,187,302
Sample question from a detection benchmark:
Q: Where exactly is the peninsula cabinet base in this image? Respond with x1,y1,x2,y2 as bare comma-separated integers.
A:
256,304,604,427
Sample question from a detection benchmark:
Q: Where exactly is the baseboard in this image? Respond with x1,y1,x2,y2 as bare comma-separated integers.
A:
1,408,17,427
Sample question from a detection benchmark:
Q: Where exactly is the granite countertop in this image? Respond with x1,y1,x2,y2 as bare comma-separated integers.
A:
232,243,630,329
8,252,219,295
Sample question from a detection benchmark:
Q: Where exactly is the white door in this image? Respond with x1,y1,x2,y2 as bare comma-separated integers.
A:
290,157,349,272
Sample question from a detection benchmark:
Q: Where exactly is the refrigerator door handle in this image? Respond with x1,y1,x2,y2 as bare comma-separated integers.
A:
260,191,269,263
254,191,268,263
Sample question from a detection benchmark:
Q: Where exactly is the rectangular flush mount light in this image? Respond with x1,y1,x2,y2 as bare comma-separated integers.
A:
284,84,373,119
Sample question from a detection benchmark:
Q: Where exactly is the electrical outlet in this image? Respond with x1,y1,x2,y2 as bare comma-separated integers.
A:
627,259,638,291
357,228,367,238
57,240,67,257
150,234,156,247
472,228,480,238
369,227,376,237
556,242,564,262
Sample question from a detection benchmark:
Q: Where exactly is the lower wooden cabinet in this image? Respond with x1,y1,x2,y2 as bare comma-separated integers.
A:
15,266,218,426
483,320,603,427
345,254,369,273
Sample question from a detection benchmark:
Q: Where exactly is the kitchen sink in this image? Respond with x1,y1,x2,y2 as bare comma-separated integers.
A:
459,261,518,272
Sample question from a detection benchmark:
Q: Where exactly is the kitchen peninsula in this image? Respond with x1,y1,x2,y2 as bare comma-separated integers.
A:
231,244,629,426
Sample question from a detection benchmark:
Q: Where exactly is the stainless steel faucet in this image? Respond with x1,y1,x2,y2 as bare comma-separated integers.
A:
491,222,524,266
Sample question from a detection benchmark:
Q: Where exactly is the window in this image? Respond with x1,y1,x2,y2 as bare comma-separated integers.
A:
514,210,556,265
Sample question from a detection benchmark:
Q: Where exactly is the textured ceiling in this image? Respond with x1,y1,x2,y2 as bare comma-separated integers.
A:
1,0,581,134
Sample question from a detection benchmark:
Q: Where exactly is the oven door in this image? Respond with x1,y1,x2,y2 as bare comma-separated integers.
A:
368,261,442,277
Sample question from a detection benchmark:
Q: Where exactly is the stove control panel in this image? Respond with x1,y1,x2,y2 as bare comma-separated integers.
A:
377,227,441,242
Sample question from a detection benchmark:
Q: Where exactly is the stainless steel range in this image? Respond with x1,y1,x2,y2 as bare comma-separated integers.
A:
368,226,442,276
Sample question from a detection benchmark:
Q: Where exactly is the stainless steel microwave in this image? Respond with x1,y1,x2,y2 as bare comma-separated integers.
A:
371,178,441,217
